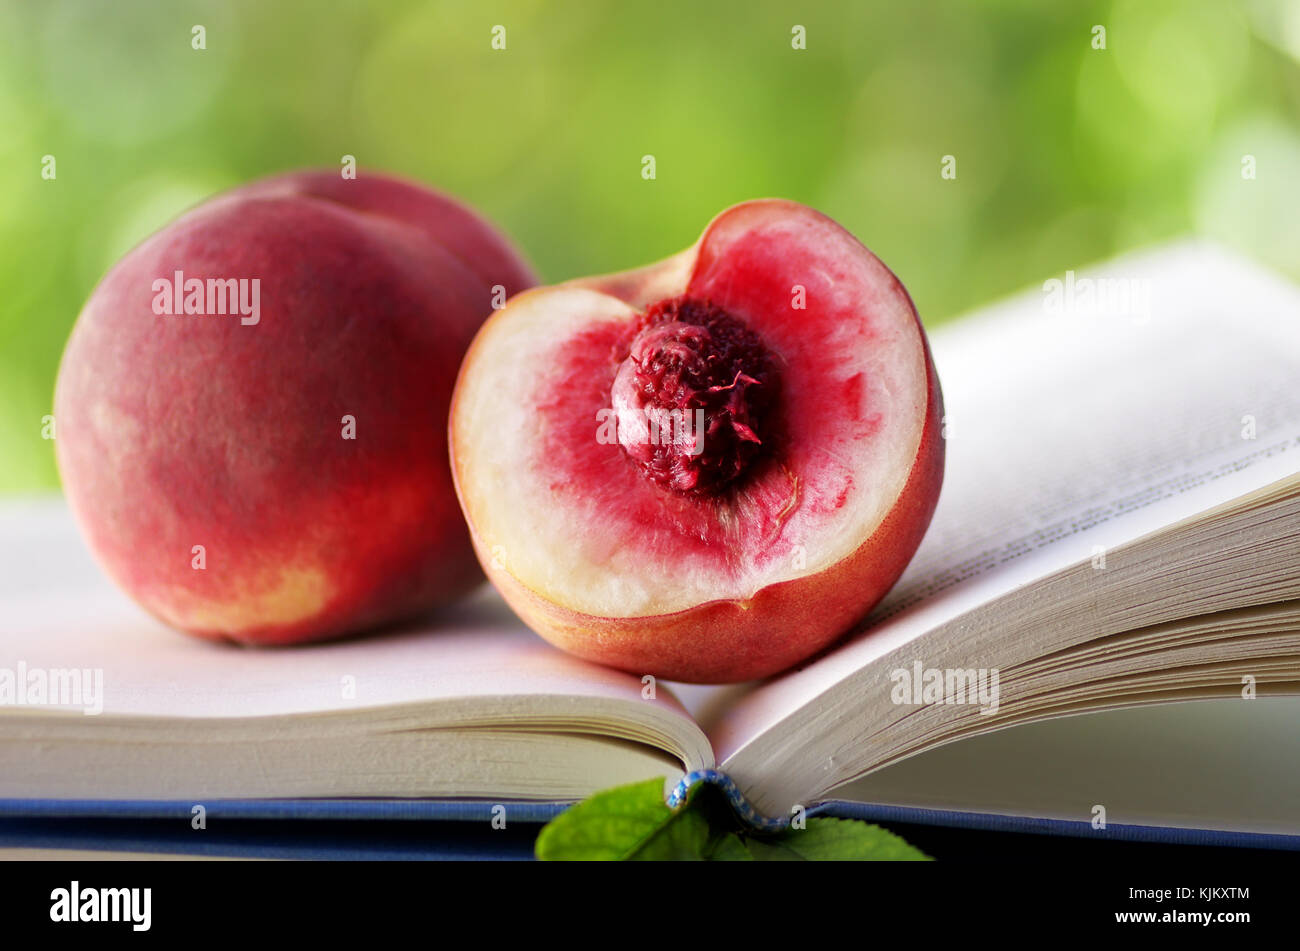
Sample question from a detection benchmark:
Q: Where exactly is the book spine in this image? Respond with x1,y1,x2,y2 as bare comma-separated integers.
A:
667,769,789,833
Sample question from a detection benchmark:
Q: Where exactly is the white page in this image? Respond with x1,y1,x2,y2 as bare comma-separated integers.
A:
710,241,1300,764
0,497,706,772
832,695,1300,835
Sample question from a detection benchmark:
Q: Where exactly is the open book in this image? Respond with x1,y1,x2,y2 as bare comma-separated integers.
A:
4,241,1299,846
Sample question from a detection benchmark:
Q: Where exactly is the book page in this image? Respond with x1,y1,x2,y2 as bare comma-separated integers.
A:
830,695,1300,836
0,499,711,771
708,241,1300,766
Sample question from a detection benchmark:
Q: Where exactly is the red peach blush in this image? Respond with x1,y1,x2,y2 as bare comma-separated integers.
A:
55,170,535,644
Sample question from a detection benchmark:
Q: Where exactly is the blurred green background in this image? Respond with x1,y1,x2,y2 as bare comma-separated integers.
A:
2,0,1298,493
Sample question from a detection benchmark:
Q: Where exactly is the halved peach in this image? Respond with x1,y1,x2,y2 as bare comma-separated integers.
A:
450,200,944,683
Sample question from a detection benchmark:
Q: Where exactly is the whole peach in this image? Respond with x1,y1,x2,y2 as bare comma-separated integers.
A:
55,170,535,644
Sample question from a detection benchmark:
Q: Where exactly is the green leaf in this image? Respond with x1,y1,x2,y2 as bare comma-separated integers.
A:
534,777,709,861
755,818,932,861
704,832,755,861
630,805,711,861
535,779,932,861
738,837,807,861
